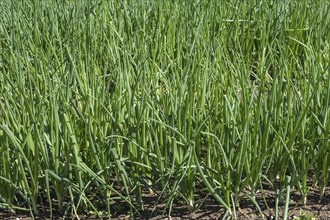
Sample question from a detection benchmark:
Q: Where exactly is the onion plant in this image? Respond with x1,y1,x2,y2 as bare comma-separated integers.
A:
0,0,329,219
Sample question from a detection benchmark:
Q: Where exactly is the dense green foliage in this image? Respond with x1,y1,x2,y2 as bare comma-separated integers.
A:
0,0,329,218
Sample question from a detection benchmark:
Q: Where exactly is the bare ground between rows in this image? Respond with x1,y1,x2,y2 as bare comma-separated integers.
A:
1,185,329,219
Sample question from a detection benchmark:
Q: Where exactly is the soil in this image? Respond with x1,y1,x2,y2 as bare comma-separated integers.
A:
1,185,329,219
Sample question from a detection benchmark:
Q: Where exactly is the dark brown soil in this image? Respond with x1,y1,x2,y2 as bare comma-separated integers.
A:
1,185,329,219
